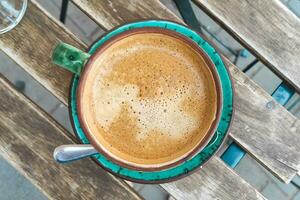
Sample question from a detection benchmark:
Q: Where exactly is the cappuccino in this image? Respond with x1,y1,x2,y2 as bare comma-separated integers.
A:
79,32,217,167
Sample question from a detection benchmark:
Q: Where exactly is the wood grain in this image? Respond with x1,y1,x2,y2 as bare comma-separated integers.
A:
0,75,141,200
162,157,266,200
71,0,181,30
0,0,86,104
71,0,300,183
193,0,300,92
0,75,265,200
0,1,265,199
224,56,300,182
0,0,298,196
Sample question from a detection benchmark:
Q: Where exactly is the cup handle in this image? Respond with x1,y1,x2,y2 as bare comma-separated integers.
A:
52,43,90,75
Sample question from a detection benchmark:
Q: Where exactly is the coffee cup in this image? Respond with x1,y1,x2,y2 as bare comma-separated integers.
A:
52,24,222,171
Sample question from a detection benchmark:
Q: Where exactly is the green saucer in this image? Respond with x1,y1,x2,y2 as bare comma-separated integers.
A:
70,20,233,183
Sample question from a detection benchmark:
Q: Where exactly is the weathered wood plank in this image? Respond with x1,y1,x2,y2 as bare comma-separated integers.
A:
193,0,300,92
70,0,181,30
0,75,141,200
0,0,298,195
162,157,266,200
71,0,300,183
0,1,266,199
0,0,85,105
225,56,300,182
0,75,265,200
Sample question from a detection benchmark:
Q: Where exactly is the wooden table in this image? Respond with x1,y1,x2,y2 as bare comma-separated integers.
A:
0,0,300,199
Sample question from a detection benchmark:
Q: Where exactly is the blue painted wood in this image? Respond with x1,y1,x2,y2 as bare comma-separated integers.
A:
271,83,295,106
173,0,202,34
221,143,246,168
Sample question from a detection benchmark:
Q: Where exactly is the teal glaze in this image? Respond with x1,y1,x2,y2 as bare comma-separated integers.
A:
52,43,90,75
70,20,233,182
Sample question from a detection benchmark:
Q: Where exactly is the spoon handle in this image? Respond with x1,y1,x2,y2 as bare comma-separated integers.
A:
53,144,98,163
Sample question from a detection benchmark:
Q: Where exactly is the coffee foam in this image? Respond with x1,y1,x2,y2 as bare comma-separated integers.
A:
81,33,217,166
93,84,198,140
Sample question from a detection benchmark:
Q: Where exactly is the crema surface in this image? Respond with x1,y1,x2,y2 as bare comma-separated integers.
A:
80,33,217,166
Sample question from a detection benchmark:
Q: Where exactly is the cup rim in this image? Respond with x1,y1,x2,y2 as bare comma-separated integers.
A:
76,27,223,171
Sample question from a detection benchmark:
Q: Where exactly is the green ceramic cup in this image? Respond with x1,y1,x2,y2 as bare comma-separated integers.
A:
52,42,90,75
51,20,233,183
52,26,223,172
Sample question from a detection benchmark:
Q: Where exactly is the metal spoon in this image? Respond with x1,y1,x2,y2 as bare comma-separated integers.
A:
53,144,98,163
